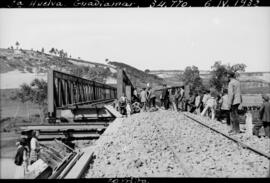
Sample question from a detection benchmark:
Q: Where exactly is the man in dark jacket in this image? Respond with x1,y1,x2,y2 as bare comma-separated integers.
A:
161,84,169,110
227,71,242,134
253,94,270,138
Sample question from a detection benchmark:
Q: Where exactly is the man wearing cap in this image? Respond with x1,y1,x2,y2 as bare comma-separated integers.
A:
227,71,242,134
253,94,270,138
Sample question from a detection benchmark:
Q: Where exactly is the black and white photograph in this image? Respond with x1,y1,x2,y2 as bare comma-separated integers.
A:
0,0,270,179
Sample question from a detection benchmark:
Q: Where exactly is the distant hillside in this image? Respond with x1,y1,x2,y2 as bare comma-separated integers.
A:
0,48,118,89
0,48,164,89
0,48,115,74
150,69,270,94
108,61,164,88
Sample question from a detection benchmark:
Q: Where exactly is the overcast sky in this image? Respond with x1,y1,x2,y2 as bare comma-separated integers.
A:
0,8,269,72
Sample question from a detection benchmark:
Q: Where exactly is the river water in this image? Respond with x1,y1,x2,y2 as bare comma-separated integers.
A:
0,158,16,179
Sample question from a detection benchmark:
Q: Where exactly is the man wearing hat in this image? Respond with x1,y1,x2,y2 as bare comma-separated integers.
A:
227,71,242,134
253,94,270,138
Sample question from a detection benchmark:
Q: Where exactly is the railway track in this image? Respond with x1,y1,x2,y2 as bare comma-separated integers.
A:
183,112,270,160
27,110,270,178
155,111,270,177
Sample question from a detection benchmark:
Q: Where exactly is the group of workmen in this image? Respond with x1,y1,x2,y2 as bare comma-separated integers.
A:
119,71,270,138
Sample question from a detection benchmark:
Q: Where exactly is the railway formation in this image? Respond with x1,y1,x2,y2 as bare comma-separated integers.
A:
18,69,269,178
84,110,269,178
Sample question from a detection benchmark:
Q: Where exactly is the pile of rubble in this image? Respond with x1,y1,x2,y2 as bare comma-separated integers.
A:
85,111,269,178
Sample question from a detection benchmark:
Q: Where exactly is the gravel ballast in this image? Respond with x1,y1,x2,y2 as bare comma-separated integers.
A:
85,110,270,178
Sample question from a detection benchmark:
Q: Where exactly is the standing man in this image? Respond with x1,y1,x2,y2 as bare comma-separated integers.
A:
169,88,177,111
253,94,270,138
202,90,211,105
175,88,181,111
140,88,147,112
161,84,170,110
188,92,196,113
132,88,139,103
227,71,242,134
218,89,231,132
148,86,156,108
195,92,202,114
178,86,185,111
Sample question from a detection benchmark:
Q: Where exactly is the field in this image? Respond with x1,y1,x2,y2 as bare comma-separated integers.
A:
1,89,41,119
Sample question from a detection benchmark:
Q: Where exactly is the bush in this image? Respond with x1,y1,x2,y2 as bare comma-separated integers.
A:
26,67,33,73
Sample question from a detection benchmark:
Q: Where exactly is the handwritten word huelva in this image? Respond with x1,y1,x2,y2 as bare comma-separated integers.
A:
29,0,63,7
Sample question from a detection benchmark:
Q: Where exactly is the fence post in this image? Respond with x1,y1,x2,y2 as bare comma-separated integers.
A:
245,111,253,136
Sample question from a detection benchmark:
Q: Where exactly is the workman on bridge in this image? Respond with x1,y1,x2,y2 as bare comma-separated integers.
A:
118,95,128,116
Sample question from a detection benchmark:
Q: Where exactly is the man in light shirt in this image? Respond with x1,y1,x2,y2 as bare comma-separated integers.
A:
140,88,147,112
195,92,202,114
218,89,231,132
202,90,211,116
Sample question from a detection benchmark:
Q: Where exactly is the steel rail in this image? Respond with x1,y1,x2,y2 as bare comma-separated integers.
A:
56,98,115,109
183,113,270,160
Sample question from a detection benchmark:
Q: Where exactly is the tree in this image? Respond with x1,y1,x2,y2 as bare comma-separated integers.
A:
70,65,112,83
182,66,203,92
209,61,246,92
144,69,150,73
15,41,20,49
12,79,48,123
41,48,45,53
49,48,55,55
59,49,64,58
55,49,59,56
